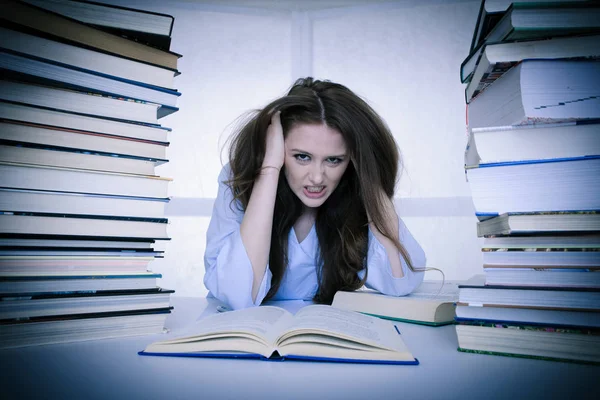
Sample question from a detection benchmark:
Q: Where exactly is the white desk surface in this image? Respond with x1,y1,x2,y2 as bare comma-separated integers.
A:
1,296,598,400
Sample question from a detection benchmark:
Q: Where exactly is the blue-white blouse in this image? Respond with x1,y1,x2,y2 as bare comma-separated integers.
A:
203,165,426,310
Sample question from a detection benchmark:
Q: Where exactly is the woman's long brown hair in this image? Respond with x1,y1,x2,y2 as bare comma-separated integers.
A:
227,77,413,304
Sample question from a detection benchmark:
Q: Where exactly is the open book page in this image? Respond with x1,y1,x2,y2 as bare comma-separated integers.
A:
275,305,414,361
143,306,295,357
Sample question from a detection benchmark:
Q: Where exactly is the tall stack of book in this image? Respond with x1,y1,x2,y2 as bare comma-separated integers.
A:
0,0,181,348
455,0,600,364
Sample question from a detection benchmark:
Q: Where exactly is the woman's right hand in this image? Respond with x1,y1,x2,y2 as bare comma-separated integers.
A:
262,111,284,170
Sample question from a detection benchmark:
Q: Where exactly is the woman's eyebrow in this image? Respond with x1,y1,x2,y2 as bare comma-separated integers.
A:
288,148,347,158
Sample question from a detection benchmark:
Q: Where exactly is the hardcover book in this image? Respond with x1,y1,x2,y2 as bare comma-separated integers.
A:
455,319,600,364
331,280,460,326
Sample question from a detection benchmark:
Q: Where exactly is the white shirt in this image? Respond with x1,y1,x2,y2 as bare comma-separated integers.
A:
204,164,426,310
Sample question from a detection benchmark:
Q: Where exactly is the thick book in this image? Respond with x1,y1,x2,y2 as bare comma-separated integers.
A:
466,121,600,166
3,0,180,70
0,80,161,125
0,212,170,240
0,272,162,294
0,102,171,143
139,305,419,365
21,0,174,51
476,211,600,236
0,307,171,349
465,0,590,58
0,238,155,249
331,281,460,326
458,277,600,310
455,319,600,364
483,267,600,288
0,26,176,90
455,304,600,328
467,60,600,129
0,144,161,176
1,162,171,198
0,187,168,219
0,254,157,276
482,235,600,249
0,288,174,320
482,247,600,268
484,2,600,44
466,157,600,215
463,34,600,102
0,120,168,163
1,49,180,115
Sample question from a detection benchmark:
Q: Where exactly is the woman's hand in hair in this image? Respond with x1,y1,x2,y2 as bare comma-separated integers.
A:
262,111,285,171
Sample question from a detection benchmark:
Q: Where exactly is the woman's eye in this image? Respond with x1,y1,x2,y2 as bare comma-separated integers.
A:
327,157,343,165
294,154,310,162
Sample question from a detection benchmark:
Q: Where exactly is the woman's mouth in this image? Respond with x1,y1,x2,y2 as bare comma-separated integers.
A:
303,186,326,199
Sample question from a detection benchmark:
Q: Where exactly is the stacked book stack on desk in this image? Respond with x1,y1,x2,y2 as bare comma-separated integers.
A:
457,0,600,364
0,0,181,348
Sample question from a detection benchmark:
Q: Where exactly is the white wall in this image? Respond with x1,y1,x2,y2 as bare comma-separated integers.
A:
100,0,482,297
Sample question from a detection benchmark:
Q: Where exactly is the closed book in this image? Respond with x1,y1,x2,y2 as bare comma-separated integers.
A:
0,307,171,349
0,255,157,276
0,272,163,294
0,121,168,162
0,49,180,115
0,26,176,89
455,304,600,328
0,145,160,176
331,281,460,326
0,212,169,240
467,122,600,165
467,60,600,129
482,235,600,249
465,0,589,58
0,238,155,249
458,277,600,310
484,2,600,44
3,0,180,70
21,0,174,50
476,211,600,236
0,162,171,198
463,34,600,102
466,157,600,215
0,80,160,125
0,288,175,320
0,188,169,218
140,305,419,365
482,248,600,267
0,188,168,219
483,267,600,288
0,102,171,143
455,320,600,364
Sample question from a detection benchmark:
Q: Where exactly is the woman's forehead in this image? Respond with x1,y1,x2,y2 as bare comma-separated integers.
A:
285,123,347,154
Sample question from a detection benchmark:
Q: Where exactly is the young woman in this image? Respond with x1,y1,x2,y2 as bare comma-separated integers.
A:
204,77,426,310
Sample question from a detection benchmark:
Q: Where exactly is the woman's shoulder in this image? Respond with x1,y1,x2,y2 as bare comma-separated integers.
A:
218,163,233,181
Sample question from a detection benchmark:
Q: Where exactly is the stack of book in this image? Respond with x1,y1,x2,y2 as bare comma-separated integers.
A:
456,0,600,364
0,0,181,348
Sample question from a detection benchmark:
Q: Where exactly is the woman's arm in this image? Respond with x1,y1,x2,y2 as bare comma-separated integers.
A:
368,194,405,278
240,112,284,302
362,195,426,296
203,165,273,309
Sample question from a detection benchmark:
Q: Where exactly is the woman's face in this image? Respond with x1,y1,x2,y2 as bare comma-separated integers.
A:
283,123,350,209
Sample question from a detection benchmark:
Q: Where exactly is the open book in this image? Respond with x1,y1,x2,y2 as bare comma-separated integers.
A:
332,281,461,326
139,304,418,364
